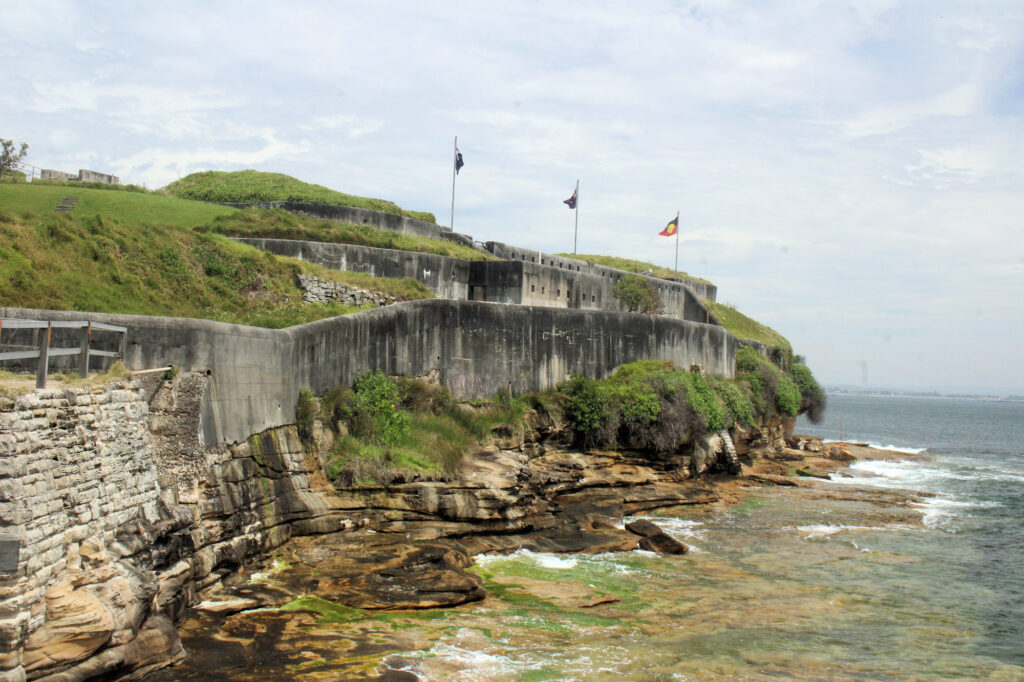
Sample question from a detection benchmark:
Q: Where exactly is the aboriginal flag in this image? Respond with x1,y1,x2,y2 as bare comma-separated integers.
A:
659,216,679,236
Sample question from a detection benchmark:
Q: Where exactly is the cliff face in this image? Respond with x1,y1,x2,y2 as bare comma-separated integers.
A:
0,373,774,681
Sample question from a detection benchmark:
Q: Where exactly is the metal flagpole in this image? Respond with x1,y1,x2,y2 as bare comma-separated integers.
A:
572,179,579,260
673,210,680,283
450,135,457,231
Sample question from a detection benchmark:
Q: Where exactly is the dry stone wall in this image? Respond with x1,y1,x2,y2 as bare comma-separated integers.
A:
296,274,397,307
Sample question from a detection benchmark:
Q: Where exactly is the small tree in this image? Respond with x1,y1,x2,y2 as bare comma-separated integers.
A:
0,139,28,177
612,274,664,314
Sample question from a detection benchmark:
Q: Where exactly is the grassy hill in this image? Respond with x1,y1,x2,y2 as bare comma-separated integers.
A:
702,299,791,351
559,253,712,286
0,184,432,328
165,170,436,223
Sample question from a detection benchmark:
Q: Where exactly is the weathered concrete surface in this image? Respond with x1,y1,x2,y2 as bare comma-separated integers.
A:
235,238,471,300
215,202,469,245
484,241,718,303
3,301,737,446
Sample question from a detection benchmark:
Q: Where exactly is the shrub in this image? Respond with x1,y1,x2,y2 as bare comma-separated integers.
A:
296,388,318,441
349,370,410,445
612,274,664,314
790,361,827,423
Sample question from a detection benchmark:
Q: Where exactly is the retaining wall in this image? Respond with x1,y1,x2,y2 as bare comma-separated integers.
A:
235,238,471,300
484,242,718,302
217,202,475,247
2,302,737,446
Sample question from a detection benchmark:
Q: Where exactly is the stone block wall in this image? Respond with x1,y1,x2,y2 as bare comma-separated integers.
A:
296,274,397,307
0,383,161,679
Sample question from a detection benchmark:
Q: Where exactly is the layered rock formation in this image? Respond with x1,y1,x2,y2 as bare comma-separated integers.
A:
0,373,778,680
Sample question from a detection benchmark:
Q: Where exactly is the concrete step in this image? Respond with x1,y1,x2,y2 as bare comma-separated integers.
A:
54,197,79,213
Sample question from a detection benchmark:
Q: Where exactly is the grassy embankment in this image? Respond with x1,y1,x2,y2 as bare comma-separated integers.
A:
165,169,437,223
559,253,712,286
0,183,435,328
701,299,791,352
303,353,825,486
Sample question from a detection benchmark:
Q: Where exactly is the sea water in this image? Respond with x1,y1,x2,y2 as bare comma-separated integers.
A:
387,394,1024,680
159,395,1024,679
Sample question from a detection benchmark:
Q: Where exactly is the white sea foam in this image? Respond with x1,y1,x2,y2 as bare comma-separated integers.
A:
474,548,578,569
823,440,928,454
624,516,707,549
796,524,891,539
915,496,1001,528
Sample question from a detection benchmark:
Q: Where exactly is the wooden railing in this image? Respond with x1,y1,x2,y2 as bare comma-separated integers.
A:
0,319,127,388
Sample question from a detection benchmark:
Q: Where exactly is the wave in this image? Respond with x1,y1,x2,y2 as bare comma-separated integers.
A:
795,524,891,539
823,439,928,454
915,496,1002,528
475,548,578,569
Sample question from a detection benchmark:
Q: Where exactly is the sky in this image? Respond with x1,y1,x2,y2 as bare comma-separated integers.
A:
2,0,1023,394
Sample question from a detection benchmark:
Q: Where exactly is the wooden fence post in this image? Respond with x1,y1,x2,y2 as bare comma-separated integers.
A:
79,322,91,379
36,322,51,389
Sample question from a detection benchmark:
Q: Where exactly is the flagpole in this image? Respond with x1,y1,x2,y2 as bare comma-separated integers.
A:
450,135,457,231
673,210,680,283
572,179,579,260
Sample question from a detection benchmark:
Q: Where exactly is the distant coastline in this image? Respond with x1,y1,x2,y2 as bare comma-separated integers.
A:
826,389,1024,404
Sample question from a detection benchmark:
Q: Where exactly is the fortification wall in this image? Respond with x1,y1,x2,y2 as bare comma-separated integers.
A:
233,238,471,300
0,383,169,678
217,201,476,247
3,302,736,446
484,241,718,302
468,261,713,324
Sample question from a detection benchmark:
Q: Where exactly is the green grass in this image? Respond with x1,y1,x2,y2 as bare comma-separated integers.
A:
164,169,436,223
0,183,234,227
207,208,493,261
0,184,431,328
702,299,791,351
559,253,712,286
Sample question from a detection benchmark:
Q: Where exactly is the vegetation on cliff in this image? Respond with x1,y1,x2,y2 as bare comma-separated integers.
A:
303,354,824,484
301,372,535,485
0,184,431,328
164,169,437,223
558,253,712,286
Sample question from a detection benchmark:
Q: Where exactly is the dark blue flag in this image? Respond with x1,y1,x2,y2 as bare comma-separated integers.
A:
564,187,577,209
455,148,464,174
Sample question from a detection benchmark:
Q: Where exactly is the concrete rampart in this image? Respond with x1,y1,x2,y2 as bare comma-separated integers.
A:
216,201,475,247
484,242,718,302
2,302,736,446
234,238,471,300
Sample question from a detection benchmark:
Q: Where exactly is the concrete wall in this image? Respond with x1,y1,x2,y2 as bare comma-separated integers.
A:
217,202,476,247
484,241,718,302
78,169,119,185
3,302,737,447
234,238,471,300
468,260,715,324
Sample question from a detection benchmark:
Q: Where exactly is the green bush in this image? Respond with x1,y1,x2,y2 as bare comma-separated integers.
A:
735,345,822,420
611,274,664,314
349,370,410,445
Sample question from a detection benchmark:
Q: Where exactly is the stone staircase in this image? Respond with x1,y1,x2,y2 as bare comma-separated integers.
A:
718,429,741,474
54,196,79,213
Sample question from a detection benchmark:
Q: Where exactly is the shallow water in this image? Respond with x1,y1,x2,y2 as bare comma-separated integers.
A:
159,396,1024,680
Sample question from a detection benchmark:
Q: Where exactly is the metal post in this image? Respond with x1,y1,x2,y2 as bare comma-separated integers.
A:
673,210,680,283
78,322,90,379
450,135,457,231
36,322,51,389
118,328,127,364
572,179,579,260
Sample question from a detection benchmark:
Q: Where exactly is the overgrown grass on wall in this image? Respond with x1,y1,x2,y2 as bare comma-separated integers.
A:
164,170,437,223
0,185,431,328
307,371,535,486
560,253,712,286
701,299,792,351
206,208,493,261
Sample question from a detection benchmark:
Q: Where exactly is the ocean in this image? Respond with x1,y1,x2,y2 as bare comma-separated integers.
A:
380,394,1024,680
160,394,1024,680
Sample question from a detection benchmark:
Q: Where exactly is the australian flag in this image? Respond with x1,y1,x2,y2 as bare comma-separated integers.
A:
563,187,577,209
455,148,464,174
